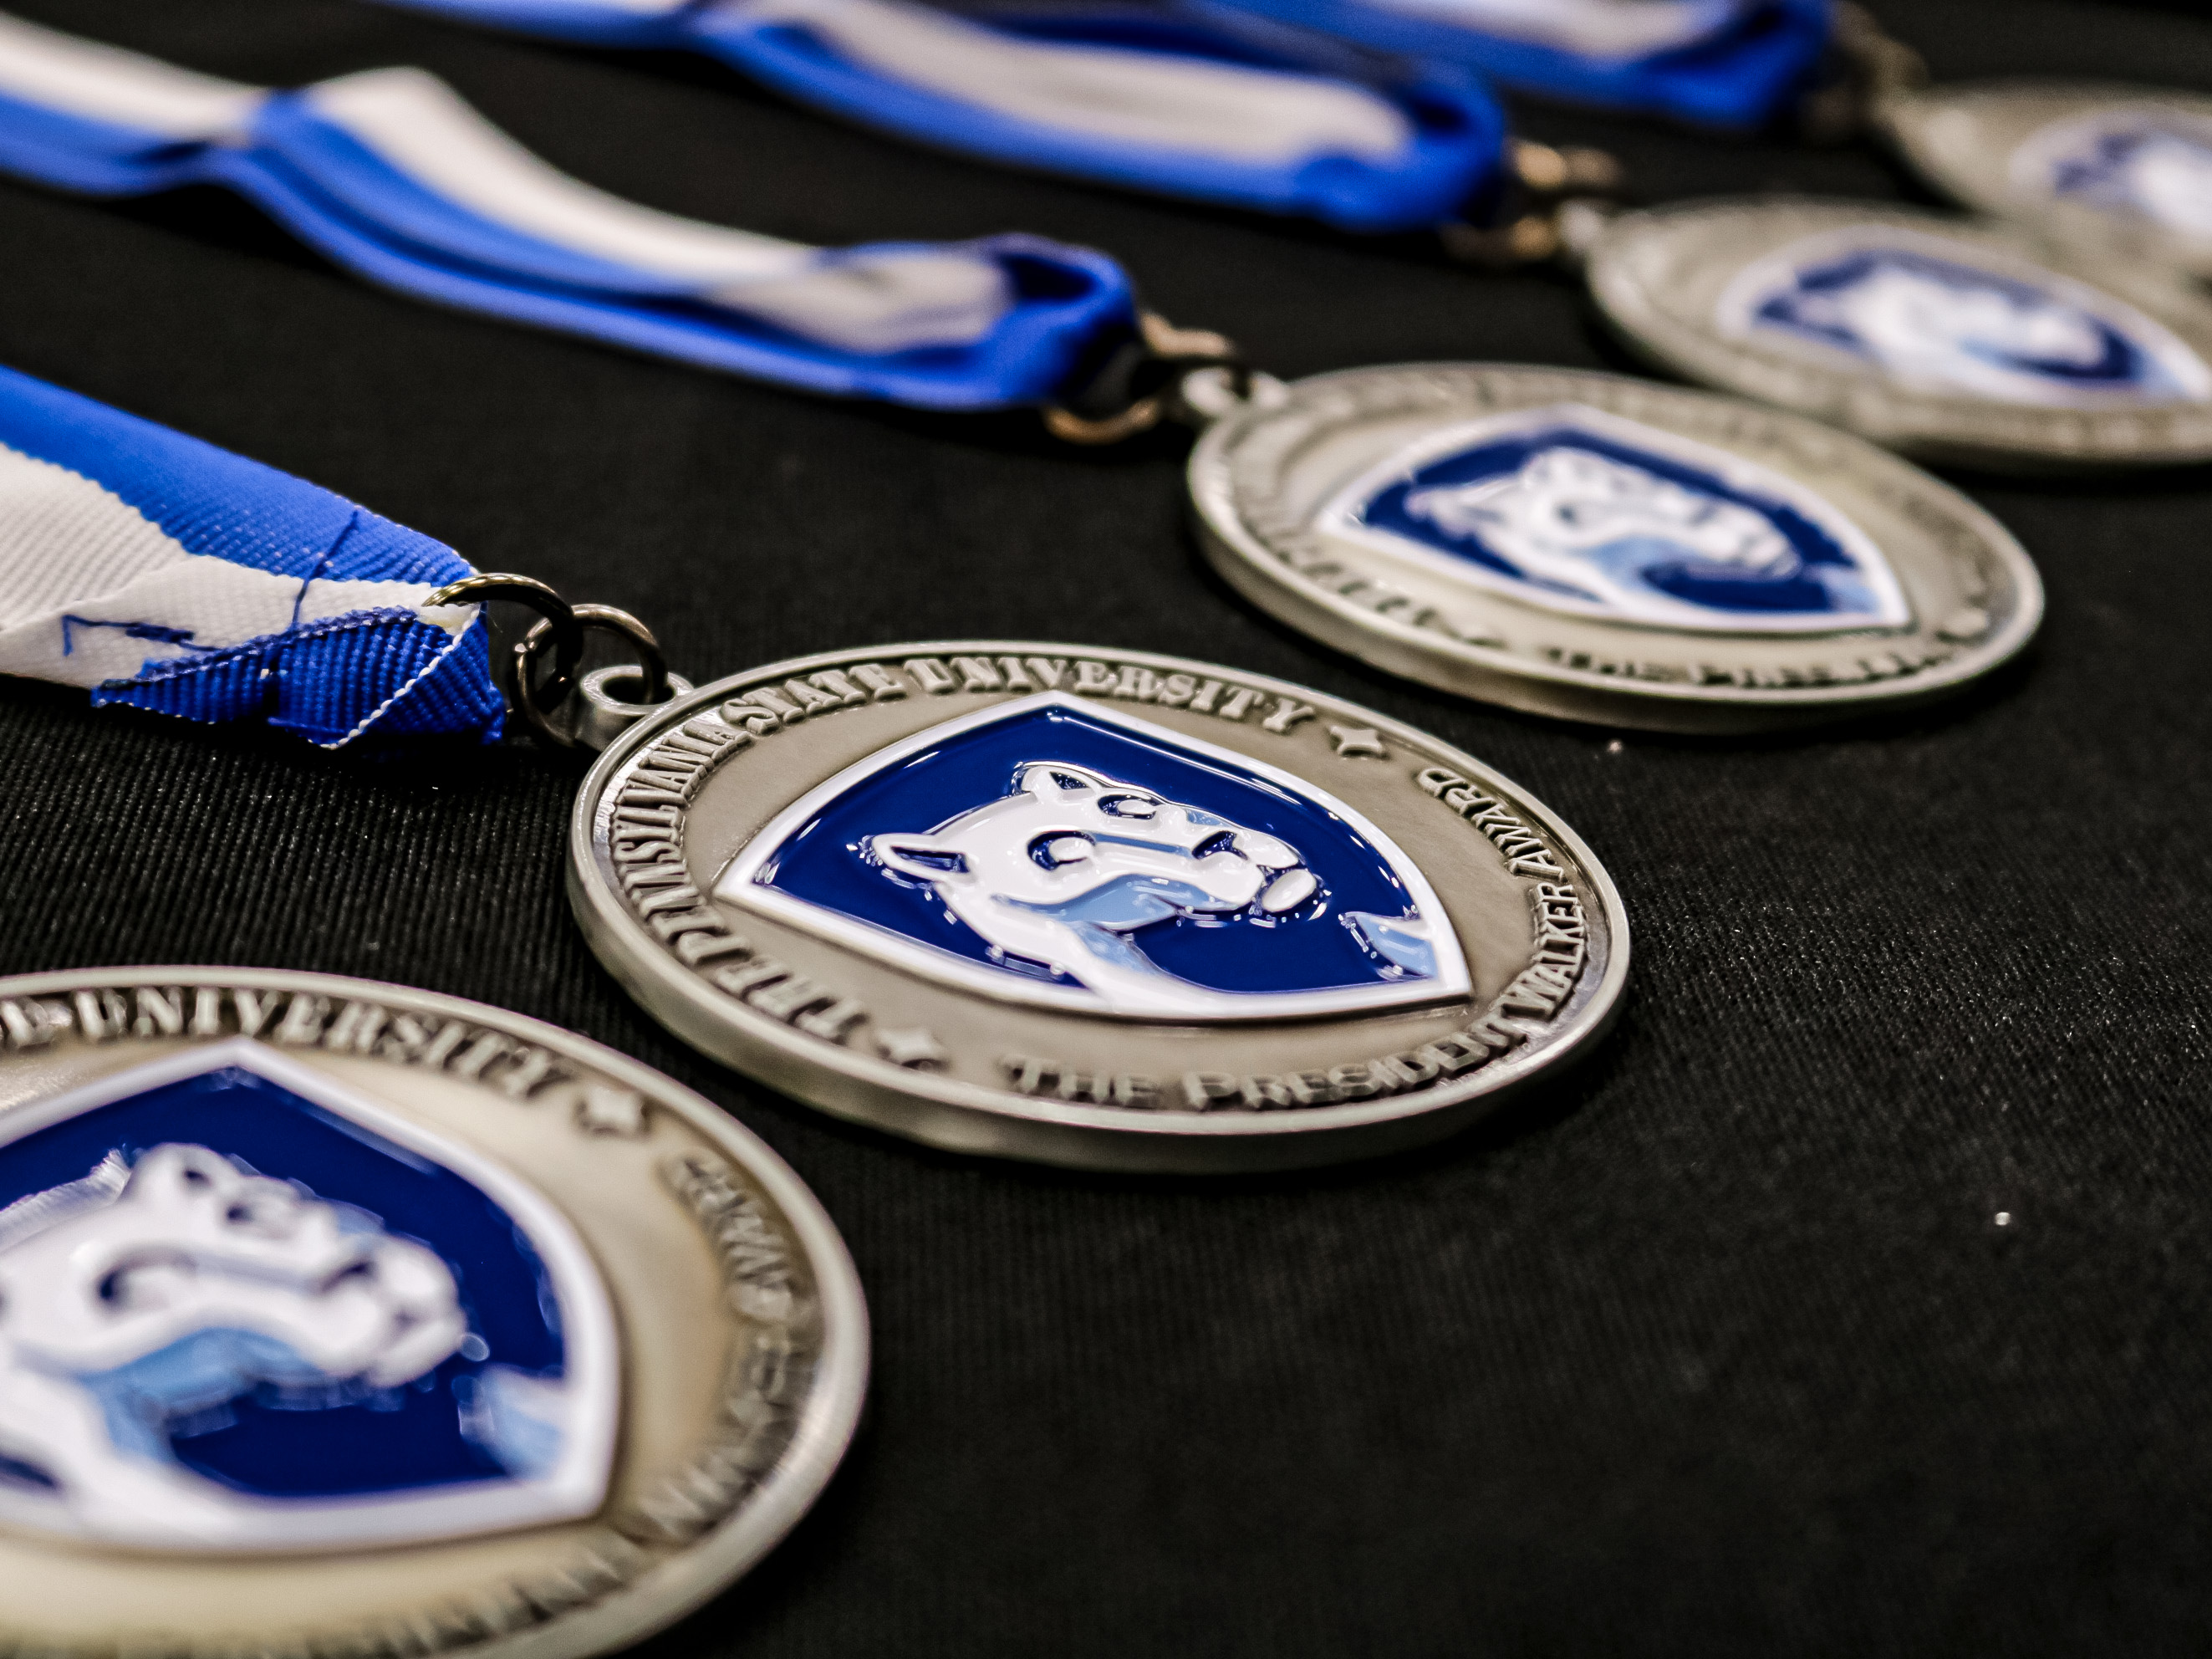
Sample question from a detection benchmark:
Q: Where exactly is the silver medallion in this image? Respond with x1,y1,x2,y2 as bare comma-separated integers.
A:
0,967,865,1659
568,644,1628,1173
1187,364,2041,731
1584,197,2212,467
1885,82,2212,278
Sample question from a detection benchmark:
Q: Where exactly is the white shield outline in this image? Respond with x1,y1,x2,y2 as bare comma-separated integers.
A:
1318,401,1914,636
714,692,1475,1022
0,1039,618,1553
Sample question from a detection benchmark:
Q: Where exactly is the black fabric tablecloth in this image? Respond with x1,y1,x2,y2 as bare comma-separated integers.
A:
4,2,2210,1651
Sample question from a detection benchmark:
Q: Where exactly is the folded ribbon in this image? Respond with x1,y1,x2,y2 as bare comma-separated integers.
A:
1206,0,1833,129
370,0,1509,233
0,364,504,747
0,12,1139,409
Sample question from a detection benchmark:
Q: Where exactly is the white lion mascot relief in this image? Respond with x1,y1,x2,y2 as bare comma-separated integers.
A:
867,762,1434,1013
1759,258,2158,402
0,1144,470,1545
2045,124,2212,238
1400,444,1810,612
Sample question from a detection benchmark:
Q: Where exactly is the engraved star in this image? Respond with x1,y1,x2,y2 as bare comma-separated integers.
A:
577,1085,649,1137
1329,725,1388,759
878,1028,948,1069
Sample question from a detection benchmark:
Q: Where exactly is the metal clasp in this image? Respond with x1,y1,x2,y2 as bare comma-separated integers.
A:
1440,140,1627,269
420,574,687,751
1801,1,1930,142
1044,312,1249,444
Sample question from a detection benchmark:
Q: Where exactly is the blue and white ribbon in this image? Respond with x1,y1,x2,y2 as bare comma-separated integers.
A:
1207,0,1833,129
370,0,1508,234
0,365,504,746
0,13,1138,409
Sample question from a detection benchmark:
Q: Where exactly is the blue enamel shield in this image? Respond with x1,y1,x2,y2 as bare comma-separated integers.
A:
2014,109,2212,239
714,694,1472,1020
0,1041,616,1552
1719,228,2212,406
1321,402,1910,633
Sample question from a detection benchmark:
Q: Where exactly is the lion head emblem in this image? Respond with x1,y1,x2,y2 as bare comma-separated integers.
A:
1738,242,2207,405
2037,118,2212,238
1809,262,2113,385
0,1144,559,1547
1399,443,1807,613
867,761,1435,1015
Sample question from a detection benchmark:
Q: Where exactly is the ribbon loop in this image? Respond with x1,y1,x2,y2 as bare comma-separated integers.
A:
1205,0,1835,130
375,0,1510,233
0,13,1140,409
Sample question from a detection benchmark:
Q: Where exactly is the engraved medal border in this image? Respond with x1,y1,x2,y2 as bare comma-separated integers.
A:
0,967,869,1659
568,643,1631,1174
1187,364,2043,733
1585,197,2212,469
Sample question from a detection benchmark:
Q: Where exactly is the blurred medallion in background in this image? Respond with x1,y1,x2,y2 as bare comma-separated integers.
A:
1886,80,2212,278
1585,198,2212,467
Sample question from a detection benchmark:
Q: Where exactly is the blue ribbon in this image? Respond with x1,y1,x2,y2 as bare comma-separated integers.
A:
0,15,1139,410
370,0,1510,234
1206,0,1833,130
0,365,505,746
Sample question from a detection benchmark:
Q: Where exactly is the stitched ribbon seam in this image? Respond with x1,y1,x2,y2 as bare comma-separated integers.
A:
0,365,503,746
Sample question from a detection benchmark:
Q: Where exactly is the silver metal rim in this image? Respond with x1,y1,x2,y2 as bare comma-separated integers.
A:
0,966,870,1659
569,642,1633,1174
1187,365,2046,734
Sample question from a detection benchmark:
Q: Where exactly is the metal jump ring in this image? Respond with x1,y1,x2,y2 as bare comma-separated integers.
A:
420,573,586,714
1043,312,1247,445
1044,391,1174,445
514,604,673,748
